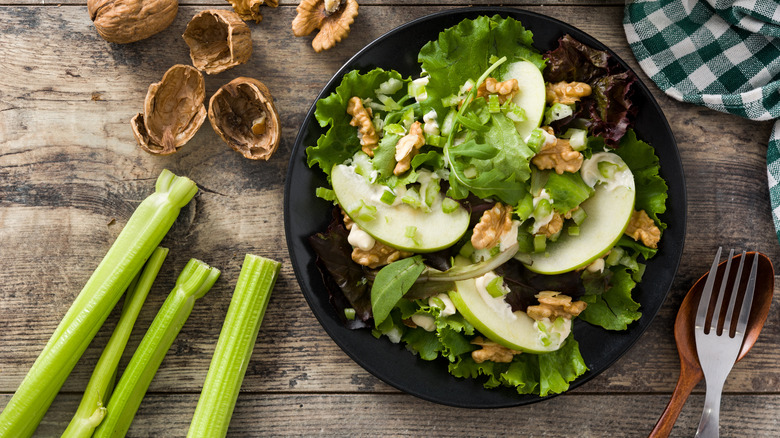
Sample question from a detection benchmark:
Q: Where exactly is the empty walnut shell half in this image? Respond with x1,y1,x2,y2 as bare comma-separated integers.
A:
88,0,178,44
131,64,207,155
208,77,281,160
292,0,359,52
183,10,252,75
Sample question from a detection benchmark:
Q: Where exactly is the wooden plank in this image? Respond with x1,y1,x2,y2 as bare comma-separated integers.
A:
2,392,780,437
1,2,780,403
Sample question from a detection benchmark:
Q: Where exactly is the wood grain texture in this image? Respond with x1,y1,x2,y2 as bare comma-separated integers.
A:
2,1,780,436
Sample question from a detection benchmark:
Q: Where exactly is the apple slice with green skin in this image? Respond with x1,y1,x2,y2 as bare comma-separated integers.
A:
449,274,570,353
331,163,470,253
522,153,636,274
504,60,546,139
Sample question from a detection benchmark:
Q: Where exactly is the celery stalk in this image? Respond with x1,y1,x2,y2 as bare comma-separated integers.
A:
93,259,220,438
62,246,169,438
0,170,197,438
188,254,281,438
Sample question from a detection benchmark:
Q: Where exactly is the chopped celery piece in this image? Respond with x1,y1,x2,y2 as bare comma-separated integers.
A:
571,207,587,225
401,108,415,129
188,254,280,438
515,193,534,221
534,198,552,219
526,128,545,153
620,254,639,272
405,226,419,244
566,128,588,151
488,94,500,113
429,296,446,310
350,200,377,222
534,235,547,253
441,197,460,214
377,94,401,111
441,94,461,108
62,247,169,438
315,187,336,202
409,78,428,101
486,276,507,298
544,102,574,124
504,102,526,122
0,170,197,438
380,190,396,205
599,161,619,179
94,259,220,438
377,77,403,95
425,133,443,147
423,178,440,207
567,226,580,236
384,123,406,136
401,188,422,209
344,308,356,321
605,247,625,266
440,109,457,136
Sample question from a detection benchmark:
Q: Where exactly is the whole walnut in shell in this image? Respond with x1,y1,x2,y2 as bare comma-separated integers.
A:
208,77,281,160
131,64,207,155
88,0,178,44
292,0,359,52
183,10,252,75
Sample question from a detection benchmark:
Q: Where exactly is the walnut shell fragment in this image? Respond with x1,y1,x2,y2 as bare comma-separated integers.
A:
131,64,207,155
183,10,252,75
208,77,281,160
88,0,178,44
292,0,359,52
227,0,278,23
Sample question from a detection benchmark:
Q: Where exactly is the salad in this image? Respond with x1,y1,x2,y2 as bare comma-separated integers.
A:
305,15,668,397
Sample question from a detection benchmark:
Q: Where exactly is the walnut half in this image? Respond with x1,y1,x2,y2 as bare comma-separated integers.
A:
292,0,359,52
526,291,587,321
471,336,521,363
625,209,661,248
183,10,252,75
208,77,281,160
472,203,513,250
131,64,207,155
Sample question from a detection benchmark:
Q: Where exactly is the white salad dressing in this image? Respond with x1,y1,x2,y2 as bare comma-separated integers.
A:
347,223,375,251
422,109,439,136
580,152,635,191
474,272,517,321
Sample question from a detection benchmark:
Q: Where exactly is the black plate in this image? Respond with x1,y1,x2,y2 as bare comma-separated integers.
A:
284,7,686,408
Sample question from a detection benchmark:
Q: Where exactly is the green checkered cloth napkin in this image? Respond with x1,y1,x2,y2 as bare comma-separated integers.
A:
624,0,780,244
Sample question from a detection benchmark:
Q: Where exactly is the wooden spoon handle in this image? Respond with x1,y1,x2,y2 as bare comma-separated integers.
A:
648,367,702,438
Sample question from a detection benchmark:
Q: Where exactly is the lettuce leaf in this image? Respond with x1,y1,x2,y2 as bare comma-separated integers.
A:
544,34,637,145
418,15,545,119
578,266,641,330
307,69,410,177
612,130,668,229
448,335,587,396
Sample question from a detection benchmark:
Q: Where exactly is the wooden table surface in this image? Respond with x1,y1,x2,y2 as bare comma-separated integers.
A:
2,1,779,436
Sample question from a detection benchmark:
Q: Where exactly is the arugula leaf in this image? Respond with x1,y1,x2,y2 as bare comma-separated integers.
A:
307,69,410,177
370,256,426,325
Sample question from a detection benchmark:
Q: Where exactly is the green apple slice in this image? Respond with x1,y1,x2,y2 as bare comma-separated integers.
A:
504,60,546,139
522,155,636,274
449,275,570,353
331,164,470,253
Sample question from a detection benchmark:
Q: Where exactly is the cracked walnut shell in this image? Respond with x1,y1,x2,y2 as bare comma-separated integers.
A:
208,77,281,160
183,10,252,75
292,0,359,52
131,64,207,155
227,0,278,23
88,0,177,44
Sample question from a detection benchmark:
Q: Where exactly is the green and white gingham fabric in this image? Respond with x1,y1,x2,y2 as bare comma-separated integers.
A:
624,0,780,243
